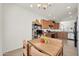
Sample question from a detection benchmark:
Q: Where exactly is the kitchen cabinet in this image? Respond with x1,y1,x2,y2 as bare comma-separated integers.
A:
53,23,59,29
46,32,57,38
41,20,59,29
46,32,68,40
57,32,68,39
41,20,50,29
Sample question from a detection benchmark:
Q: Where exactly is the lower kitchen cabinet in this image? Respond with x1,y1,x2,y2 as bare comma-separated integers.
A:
57,32,68,39
46,32,68,40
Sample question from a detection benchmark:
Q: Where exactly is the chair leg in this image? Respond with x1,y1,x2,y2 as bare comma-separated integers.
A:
27,43,31,56
23,53,25,56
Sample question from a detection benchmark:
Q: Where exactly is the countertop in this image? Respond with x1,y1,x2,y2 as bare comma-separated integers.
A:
42,29,74,33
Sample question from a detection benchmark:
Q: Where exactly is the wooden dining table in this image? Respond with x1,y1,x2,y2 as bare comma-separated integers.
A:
27,38,63,56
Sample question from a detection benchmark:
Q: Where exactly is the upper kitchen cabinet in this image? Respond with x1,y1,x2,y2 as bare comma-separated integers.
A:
32,19,59,29
53,23,59,29
41,19,59,29
41,19,50,29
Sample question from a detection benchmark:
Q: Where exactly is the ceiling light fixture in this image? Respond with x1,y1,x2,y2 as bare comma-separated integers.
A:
37,4,41,8
30,3,51,10
37,4,48,10
42,4,48,10
67,6,71,9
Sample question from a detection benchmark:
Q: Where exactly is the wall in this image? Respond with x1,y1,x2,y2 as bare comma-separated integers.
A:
0,4,3,55
3,4,45,52
60,17,76,39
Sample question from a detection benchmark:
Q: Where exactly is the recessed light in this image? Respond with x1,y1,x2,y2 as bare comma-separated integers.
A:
68,12,72,14
37,4,41,8
30,4,33,8
67,6,71,9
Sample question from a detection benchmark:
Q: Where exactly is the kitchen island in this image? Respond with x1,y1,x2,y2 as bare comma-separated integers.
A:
42,29,68,40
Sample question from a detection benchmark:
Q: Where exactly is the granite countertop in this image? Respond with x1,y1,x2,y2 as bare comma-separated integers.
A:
42,29,74,33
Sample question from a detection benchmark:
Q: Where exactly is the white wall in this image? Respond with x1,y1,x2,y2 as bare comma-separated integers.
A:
3,4,45,52
0,4,2,55
60,17,76,39
60,20,75,31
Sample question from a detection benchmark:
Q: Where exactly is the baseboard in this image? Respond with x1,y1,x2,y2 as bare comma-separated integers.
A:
3,47,22,56
68,39,74,41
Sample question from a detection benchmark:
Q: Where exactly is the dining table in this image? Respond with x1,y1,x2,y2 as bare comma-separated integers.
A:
27,38,63,56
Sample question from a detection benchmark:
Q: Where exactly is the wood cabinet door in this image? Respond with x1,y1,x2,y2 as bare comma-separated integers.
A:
57,32,68,39
53,23,59,29
41,20,49,29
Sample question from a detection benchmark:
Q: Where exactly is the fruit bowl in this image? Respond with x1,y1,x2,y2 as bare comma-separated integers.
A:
40,38,45,44
40,36,48,44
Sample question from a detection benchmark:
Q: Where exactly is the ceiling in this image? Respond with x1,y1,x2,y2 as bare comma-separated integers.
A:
16,3,78,22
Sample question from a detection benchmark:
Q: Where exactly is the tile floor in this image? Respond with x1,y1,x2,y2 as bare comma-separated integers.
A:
3,40,78,56
63,40,77,56
0,52,3,56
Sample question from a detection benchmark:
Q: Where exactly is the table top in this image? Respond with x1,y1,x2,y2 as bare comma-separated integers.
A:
28,38,63,56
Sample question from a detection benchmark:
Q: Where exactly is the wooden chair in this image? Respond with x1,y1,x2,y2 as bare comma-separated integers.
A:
23,40,27,56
